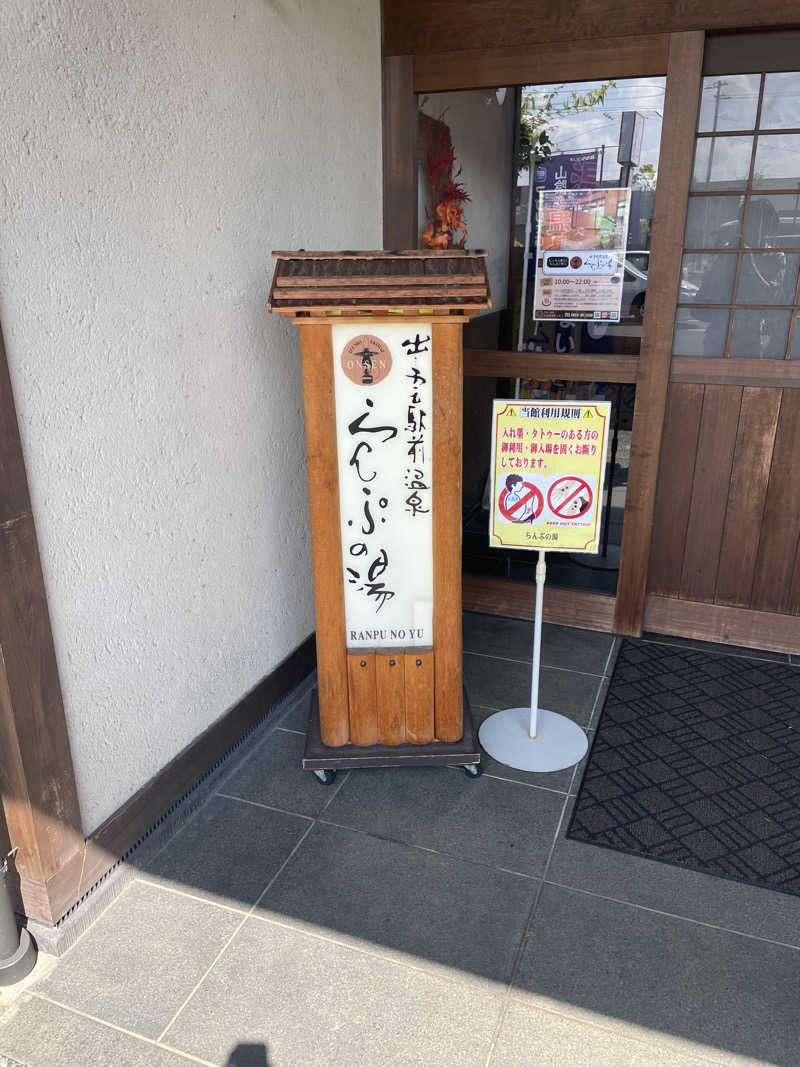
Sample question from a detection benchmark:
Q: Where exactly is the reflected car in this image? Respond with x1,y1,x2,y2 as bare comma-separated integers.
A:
622,252,698,320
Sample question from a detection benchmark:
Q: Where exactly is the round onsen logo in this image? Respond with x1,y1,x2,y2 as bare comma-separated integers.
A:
341,334,392,386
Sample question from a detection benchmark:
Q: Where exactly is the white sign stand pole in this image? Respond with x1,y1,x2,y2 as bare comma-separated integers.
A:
479,551,589,772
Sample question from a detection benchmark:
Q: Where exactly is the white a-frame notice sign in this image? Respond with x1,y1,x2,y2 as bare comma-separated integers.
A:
479,399,611,772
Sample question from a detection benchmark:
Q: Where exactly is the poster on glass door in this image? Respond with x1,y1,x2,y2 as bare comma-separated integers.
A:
532,187,630,323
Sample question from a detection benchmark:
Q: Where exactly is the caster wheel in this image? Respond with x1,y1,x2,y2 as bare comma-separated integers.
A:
313,769,337,785
462,763,483,778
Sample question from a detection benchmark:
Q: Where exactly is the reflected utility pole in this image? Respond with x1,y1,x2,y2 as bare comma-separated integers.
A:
706,80,727,183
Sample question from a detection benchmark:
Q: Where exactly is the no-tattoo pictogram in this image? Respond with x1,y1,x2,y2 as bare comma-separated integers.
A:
499,482,544,523
548,476,593,518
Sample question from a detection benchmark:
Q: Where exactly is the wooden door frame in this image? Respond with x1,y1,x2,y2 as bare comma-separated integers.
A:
385,30,707,635
613,31,705,633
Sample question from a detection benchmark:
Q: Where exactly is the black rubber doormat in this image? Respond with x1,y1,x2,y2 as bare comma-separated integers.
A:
567,639,800,896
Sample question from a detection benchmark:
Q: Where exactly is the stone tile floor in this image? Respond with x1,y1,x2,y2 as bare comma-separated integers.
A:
2,614,800,1065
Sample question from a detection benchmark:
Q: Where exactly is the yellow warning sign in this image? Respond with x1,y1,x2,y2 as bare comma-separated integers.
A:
489,400,611,553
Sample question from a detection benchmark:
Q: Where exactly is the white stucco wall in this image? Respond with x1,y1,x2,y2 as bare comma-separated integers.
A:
0,0,382,834
421,90,515,311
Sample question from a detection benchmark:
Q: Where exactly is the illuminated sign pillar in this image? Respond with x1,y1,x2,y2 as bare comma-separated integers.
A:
268,251,490,774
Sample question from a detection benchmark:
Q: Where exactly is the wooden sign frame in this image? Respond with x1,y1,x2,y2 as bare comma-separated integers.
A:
269,251,491,778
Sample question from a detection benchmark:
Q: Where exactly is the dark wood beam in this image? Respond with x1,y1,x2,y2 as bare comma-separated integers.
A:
414,34,669,93
644,595,800,655
382,55,418,250
385,1,800,56
464,349,639,384
670,356,800,388
463,575,616,631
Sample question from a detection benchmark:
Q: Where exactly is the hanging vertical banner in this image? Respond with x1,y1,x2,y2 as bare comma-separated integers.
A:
489,400,611,553
530,150,600,269
532,187,630,323
332,323,434,649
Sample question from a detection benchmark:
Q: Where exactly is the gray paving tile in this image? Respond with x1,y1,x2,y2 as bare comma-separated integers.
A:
465,653,601,726
323,766,565,876
221,726,328,817
138,793,309,910
165,916,502,1066
491,1001,714,1067
34,880,242,1040
548,795,800,948
464,613,615,674
472,702,588,793
0,995,193,1067
275,690,311,733
586,674,610,730
641,632,788,663
513,882,800,1064
259,821,535,990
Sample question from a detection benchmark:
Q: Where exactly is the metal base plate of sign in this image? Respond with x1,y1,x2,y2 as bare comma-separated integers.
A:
479,705,588,772
302,688,481,783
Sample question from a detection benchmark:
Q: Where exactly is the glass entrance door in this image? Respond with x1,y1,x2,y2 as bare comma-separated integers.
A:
462,76,667,600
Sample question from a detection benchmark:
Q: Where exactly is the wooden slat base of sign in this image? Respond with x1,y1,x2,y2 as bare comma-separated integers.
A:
376,651,406,745
347,652,379,747
404,650,435,744
302,688,480,772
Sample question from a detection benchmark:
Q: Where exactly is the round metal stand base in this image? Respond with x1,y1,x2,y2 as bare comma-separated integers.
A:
0,928,37,986
479,706,588,773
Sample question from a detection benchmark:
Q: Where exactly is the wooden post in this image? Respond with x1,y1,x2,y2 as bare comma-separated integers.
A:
298,324,349,747
432,322,464,742
614,31,705,636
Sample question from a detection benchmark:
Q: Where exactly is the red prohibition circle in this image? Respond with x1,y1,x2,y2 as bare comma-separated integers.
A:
499,481,544,523
548,476,593,518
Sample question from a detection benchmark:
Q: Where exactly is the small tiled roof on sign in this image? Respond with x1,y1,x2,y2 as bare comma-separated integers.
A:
268,249,491,316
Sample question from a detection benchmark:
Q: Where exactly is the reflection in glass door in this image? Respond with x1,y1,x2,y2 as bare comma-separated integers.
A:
464,78,666,596
512,77,666,358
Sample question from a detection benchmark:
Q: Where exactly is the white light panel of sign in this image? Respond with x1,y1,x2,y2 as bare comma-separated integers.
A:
332,323,434,650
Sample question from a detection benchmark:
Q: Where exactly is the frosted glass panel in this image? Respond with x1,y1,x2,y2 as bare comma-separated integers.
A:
672,308,730,356
681,253,736,303
698,74,760,132
753,135,800,189
760,72,800,130
679,69,800,359
737,253,799,304
746,195,800,248
791,318,800,359
684,196,744,248
692,137,752,191
730,309,791,357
